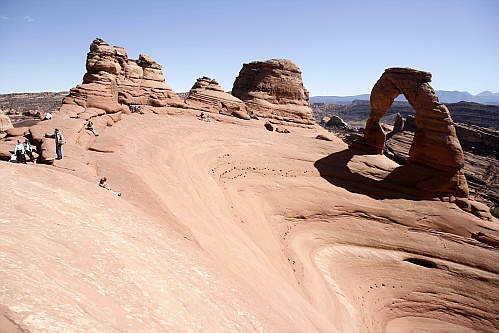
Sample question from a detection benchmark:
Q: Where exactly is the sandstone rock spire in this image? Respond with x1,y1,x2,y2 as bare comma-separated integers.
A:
232,59,315,127
62,38,182,115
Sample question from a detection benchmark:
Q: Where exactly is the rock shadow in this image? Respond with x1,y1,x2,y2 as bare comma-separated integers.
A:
314,147,445,201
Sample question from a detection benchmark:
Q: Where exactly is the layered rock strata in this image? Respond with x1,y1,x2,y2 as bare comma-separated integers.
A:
357,67,468,196
63,38,183,115
232,59,315,127
186,76,247,116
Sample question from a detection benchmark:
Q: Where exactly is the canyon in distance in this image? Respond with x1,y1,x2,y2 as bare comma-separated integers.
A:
0,38,498,333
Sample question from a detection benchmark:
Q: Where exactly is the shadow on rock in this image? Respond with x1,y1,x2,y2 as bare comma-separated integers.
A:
314,147,446,201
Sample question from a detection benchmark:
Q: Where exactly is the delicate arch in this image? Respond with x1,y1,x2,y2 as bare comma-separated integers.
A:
364,67,464,172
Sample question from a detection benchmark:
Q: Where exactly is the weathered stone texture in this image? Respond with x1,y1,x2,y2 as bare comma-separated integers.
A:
359,67,468,196
232,59,315,127
186,76,247,116
63,38,182,115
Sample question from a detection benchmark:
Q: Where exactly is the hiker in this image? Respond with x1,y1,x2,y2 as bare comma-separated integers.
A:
137,105,143,114
44,112,52,121
14,139,26,164
207,113,210,122
23,139,35,162
45,128,65,160
86,120,99,136
200,111,205,121
99,177,121,196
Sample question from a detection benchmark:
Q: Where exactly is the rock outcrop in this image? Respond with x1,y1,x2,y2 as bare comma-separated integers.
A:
0,110,13,133
356,67,468,197
2,38,186,166
232,59,315,127
63,38,183,115
186,76,247,116
386,116,499,207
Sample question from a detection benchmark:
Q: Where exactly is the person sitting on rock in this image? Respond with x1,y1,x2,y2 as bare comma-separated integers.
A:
86,120,99,136
23,139,35,162
14,139,26,164
137,105,143,114
44,112,52,121
99,177,121,196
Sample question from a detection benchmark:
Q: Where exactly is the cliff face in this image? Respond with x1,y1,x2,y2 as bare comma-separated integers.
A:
232,59,316,127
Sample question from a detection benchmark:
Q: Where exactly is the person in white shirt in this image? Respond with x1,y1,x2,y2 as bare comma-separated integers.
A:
14,140,26,164
44,112,52,120
23,139,34,162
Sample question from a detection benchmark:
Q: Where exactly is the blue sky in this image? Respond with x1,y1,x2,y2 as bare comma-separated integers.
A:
0,0,498,96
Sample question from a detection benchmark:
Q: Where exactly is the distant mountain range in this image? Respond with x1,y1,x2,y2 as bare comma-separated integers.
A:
310,90,499,105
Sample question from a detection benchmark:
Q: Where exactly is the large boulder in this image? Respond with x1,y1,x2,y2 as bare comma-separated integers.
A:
186,76,247,116
356,67,468,197
232,59,315,127
0,110,13,133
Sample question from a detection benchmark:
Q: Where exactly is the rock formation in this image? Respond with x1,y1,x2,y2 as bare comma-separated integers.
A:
0,110,13,133
186,76,247,116
357,67,468,196
63,38,183,115
232,59,315,127
386,115,499,208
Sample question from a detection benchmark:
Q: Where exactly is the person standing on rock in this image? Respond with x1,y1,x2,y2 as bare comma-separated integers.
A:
23,139,35,162
14,139,26,164
45,128,65,160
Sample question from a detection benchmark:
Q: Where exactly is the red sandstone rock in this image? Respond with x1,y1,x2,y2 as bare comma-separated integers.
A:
358,67,469,197
63,38,182,115
0,110,13,133
186,76,247,116
232,59,315,127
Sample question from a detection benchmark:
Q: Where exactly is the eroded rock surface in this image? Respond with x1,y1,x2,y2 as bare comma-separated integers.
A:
63,38,183,114
186,76,247,116
356,67,468,197
386,116,499,208
232,59,315,127
0,110,13,133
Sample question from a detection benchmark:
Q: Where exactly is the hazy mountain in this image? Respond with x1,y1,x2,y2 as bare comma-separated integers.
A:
310,90,499,105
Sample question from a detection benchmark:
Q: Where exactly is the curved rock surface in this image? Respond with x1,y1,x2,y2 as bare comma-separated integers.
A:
1,110,498,333
358,67,468,197
186,76,247,116
232,59,315,127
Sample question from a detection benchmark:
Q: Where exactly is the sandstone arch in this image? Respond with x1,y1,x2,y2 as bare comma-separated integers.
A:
362,67,468,196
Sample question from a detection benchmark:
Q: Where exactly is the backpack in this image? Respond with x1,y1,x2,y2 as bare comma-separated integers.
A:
57,132,66,145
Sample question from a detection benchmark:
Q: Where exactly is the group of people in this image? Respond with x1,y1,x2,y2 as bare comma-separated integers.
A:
128,104,143,114
11,139,35,163
199,111,211,122
6,98,124,196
